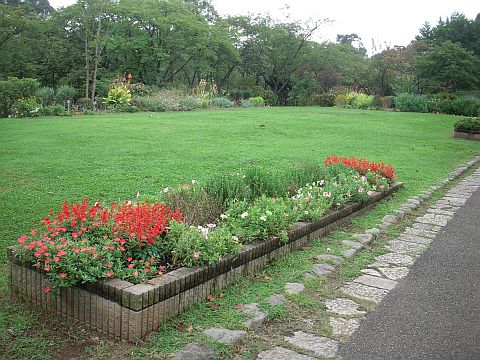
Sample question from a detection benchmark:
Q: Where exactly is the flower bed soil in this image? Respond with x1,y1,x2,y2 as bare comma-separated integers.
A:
7,182,402,342
454,129,480,140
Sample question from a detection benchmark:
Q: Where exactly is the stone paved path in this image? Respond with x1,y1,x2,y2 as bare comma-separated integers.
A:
339,166,480,360
174,158,480,360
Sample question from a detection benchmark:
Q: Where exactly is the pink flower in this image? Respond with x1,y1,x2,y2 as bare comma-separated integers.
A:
128,263,134,268
43,286,51,293
18,234,28,243
72,232,79,238
106,272,113,278
358,188,365,193
193,252,201,260
59,273,67,278
73,248,80,253
182,183,190,189
53,257,60,263
44,266,51,272
133,271,139,278
31,229,38,236
127,257,133,262
380,184,385,190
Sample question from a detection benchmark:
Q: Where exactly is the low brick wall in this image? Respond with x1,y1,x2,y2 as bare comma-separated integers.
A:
7,182,402,342
454,130,480,140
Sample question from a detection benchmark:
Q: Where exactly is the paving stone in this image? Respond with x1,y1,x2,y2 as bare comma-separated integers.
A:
374,253,414,266
203,328,246,345
241,303,267,329
329,317,360,337
284,331,338,358
325,298,366,316
382,215,398,224
312,263,335,276
266,294,287,306
314,254,344,265
342,240,364,250
416,213,451,227
397,234,433,245
393,210,406,219
386,240,426,254
400,207,413,214
256,346,316,360
430,204,460,212
402,202,418,210
342,249,357,258
361,268,383,277
378,267,410,280
378,222,392,230
427,208,456,216
404,227,437,239
353,233,374,245
285,283,305,295
174,343,215,360
412,222,442,232
365,228,380,236
353,275,398,290
340,282,389,304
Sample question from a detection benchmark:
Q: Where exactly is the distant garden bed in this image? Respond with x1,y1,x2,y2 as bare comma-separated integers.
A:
453,118,480,140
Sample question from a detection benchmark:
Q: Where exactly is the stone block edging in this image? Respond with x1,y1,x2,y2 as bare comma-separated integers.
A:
7,182,402,341
453,130,480,140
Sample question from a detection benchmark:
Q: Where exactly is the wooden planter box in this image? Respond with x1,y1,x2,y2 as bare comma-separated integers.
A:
454,129,480,140
7,182,402,342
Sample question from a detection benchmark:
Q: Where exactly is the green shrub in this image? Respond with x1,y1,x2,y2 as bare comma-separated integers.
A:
0,77,39,117
248,96,265,107
350,93,373,109
36,87,55,107
380,96,394,109
394,93,428,113
135,90,201,112
334,94,348,107
169,222,241,267
211,97,234,108
104,85,132,108
223,195,294,243
426,94,454,114
453,117,480,131
77,97,94,111
315,91,336,107
451,96,480,117
240,99,255,107
228,88,251,101
55,85,77,104
13,97,40,118
38,104,66,116
250,86,278,106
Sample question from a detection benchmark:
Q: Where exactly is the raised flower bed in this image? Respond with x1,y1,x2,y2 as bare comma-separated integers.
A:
8,157,401,341
453,118,480,140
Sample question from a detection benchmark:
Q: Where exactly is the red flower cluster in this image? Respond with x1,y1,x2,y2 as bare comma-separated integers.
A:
17,199,184,290
324,154,395,180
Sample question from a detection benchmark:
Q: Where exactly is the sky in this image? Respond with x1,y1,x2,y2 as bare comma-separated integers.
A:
49,0,479,53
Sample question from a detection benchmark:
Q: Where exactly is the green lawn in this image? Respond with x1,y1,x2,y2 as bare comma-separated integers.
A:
0,107,478,359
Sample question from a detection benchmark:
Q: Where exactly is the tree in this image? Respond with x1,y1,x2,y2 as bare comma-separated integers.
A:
416,41,480,93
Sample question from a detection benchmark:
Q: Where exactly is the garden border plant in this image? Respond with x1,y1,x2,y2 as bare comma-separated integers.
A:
453,117,480,140
7,156,401,341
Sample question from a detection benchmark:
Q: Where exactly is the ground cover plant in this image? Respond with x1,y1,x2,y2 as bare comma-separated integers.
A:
0,107,479,359
454,117,480,131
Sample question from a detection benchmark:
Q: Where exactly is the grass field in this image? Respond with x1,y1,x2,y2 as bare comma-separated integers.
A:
0,107,479,359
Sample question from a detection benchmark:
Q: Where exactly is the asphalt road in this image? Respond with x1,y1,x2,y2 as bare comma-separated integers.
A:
339,187,480,360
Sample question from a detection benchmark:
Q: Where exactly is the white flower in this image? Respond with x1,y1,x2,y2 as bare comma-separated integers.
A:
191,179,197,185
242,175,246,179
207,223,216,228
323,191,331,198
163,187,169,193
358,187,365,193
266,210,272,216
260,216,267,221
361,176,367,183
241,212,248,219
220,214,228,220
232,236,239,241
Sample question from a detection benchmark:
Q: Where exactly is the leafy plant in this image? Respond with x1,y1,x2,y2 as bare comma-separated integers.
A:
36,87,55,107
55,85,77,104
394,93,428,113
211,97,234,108
13,97,40,118
453,117,480,131
103,85,132,108
248,96,265,107
0,77,39,117
38,104,66,117
169,222,241,267
451,96,480,117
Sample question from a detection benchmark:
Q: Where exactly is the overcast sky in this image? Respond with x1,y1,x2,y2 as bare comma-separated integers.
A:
50,0,479,52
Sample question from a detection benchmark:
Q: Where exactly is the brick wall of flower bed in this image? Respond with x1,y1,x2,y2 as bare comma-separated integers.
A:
7,182,402,342
454,130,480,140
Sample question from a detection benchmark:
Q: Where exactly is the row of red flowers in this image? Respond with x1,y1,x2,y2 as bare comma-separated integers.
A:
324,154,395,180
